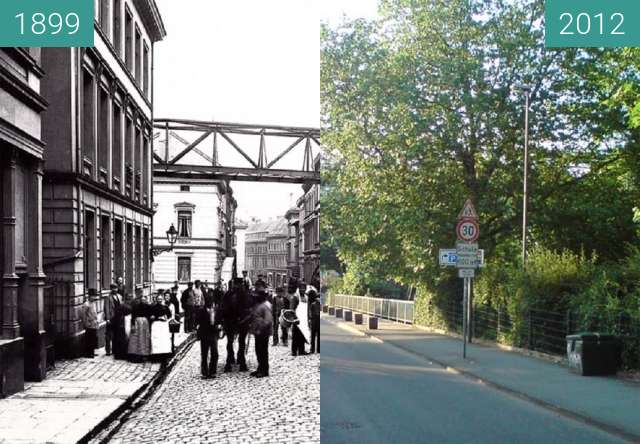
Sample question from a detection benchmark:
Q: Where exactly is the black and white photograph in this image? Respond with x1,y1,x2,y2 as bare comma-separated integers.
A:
0,1,320,443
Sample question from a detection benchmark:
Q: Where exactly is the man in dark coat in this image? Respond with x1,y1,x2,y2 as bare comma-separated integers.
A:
104,284,122,356
211,281,224,307
181,282,196,333
195,293,221,378
250,289,273,378
169,281,180,315
308,289,321,353
219,278,251,372
272,287,286,346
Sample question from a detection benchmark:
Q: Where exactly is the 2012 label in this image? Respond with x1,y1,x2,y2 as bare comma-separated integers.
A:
559,12,625,36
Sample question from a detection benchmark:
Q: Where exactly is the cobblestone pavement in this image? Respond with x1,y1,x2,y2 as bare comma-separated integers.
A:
107,337,320,444
0,332,189,444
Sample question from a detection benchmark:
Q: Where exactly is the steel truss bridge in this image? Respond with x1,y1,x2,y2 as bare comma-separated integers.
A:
153,118,321,184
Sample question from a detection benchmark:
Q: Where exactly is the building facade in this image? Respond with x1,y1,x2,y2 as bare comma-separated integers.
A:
0,48,48,396
285,207,301,279
40,0,166,358
284,155,320,289
234,219,248,274
245,218,288,287
152,132,236,289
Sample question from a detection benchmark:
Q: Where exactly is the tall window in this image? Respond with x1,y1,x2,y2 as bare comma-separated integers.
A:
98,86,109,182
112,102,122,191
135,225,141,284
84,211,97,292
125,9,133,71
100,216,111,290
143,134,149,205
113,0,121,55
134,27,141,84
178,257,191,282
134,126,141,201
99,0,110,35
143,43,149,96
114,219,123,281
126,223,133,292
143,228,149,282
177,211,192,238
82,70,95,172
125,115,133,197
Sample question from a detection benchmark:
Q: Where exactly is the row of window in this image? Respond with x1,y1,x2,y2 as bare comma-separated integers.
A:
81,55,151,207
83,210,150,295
304,217,320,252
96,0,151,99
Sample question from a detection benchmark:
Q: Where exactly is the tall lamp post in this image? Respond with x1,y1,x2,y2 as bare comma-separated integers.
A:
514,84,531,267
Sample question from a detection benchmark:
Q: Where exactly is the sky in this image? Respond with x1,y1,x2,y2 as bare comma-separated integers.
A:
153,0,378,222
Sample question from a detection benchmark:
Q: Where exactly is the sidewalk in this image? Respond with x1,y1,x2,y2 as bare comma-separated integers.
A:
324,314,640,442
0,332,192,444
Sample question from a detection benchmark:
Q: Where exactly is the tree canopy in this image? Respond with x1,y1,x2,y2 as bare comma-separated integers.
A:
321,0,640,292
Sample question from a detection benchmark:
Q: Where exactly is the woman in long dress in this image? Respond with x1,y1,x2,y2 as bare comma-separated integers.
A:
151,293,173,357
128,294,152,361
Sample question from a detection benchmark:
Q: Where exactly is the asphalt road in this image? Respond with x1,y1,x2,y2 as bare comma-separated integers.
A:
320,318,627,444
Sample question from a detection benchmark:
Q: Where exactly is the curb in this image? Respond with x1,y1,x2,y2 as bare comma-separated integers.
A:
79,334,197,444
323,316,640,444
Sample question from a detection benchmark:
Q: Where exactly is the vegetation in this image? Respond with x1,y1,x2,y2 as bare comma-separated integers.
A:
321,0,640,367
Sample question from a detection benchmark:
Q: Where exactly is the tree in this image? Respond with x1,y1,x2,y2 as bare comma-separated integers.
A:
321,0,640,293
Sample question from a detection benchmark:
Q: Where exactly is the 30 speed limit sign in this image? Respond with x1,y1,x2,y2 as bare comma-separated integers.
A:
456,218,479,242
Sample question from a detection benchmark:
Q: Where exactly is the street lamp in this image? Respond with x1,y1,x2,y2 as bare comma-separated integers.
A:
152,223,179,257
514,83,531,267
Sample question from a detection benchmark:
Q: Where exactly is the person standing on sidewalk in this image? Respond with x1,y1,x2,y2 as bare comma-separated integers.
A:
170,281,180,315
289,280,309,356
307,288,321,353
272,287,286,346
250,289,273,378
80,291,99,358
104,284,122,356
195,293,221,379
194,280,204,307
116,276,126,299
181,282,196,332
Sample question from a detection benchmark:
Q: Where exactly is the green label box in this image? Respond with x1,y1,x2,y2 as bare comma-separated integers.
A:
546,0,640,48
0,0,94,47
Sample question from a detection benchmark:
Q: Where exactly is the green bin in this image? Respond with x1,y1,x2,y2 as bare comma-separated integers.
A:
566,332,621,376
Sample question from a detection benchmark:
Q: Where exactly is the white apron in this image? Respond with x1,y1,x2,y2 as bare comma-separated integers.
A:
151,320,172,354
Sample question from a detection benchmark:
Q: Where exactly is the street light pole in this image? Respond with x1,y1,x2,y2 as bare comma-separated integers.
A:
515,84,531,267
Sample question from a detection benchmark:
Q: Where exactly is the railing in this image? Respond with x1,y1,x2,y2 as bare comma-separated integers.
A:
330,294,414,324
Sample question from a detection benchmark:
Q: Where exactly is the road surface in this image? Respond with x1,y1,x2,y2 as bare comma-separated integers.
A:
320,318,626,444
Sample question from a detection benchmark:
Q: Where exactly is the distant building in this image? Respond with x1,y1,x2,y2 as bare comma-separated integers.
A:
152,131,236,289
0,47,48,396
285,155,320,288
40,0,166,359
245,218,288,287
234,219,248,274
285,208,301,279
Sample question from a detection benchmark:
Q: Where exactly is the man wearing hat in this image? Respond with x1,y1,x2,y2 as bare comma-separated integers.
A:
272,287,287,346
195,292,221,378
104,284,122,356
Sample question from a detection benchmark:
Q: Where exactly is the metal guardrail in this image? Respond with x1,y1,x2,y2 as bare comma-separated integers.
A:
330,294,414,324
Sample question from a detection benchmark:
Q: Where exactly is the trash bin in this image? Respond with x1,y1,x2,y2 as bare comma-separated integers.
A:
344,310,353,322
566,332,621,376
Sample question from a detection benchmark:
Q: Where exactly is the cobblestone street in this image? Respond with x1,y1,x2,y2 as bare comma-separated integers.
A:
106,337,320,444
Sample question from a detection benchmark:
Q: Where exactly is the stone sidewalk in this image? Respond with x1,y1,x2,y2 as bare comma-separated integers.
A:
0,332,191,444
324,313,640,443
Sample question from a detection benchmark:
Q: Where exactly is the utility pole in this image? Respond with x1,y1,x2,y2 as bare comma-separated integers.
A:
514,84,531,267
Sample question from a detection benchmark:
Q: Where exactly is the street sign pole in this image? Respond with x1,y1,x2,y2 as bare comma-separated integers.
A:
462,277,468,359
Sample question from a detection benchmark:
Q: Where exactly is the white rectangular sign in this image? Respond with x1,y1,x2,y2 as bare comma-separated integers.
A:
440,248,485,267
458,268,475,278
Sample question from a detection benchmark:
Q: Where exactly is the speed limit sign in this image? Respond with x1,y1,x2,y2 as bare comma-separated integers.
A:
456,218,479,242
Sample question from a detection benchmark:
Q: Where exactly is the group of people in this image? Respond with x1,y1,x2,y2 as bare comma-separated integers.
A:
77,272,322,380
79,277,176,362
195,272,321,380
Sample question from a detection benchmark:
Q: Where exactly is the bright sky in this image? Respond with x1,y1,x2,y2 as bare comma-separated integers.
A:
153,0,378,222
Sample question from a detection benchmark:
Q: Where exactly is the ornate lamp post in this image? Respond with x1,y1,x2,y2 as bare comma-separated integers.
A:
152,224,178,257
